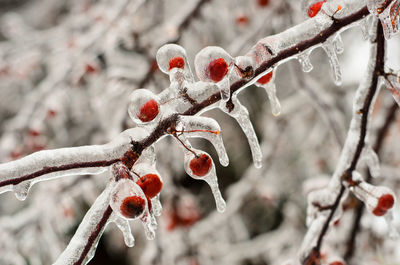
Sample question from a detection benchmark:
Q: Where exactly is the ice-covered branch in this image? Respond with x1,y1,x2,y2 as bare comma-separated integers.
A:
344,102,398,261
300,20,386,264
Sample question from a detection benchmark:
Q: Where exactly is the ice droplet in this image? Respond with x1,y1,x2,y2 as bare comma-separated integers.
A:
322,42,342,86
183,149,226,212
13,181,31,201
194,46,234,102
176,115,229,167
128,89,162,125
297,52,314,73
220,96,262,168
112,215,135,247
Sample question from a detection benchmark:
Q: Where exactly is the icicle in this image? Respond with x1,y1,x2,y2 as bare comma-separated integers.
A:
379,0,400,39
297,52,313,73
140,211,156,240
112,214,135,247
151,195,162,217
322,41,342,86
13,181,31,201
333,34,344,54
220,95,263,168
349,172,396,216
362,146,381,178
255,70,281,116
359,18,370,40
183,149,226,212
176,115,229,166
194,46,234,102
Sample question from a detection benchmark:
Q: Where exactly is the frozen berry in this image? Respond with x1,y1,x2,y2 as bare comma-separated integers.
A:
373,193,394,216
308,0,326,17
329,262,345,265
190,154,212,177
257,71,273,84
169,57,185,70
236,14,249,25
207,58,229,82
120,195,146,219
138,99,159,122
257,0,269,7
136,174,163,199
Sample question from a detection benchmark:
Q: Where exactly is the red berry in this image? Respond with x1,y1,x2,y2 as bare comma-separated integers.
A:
85,63,98,74
190,154,212,177
120,195,146,219
28,129,40,137
257,0,269,7
236,14,249,25
308,0,326,18
329,262,345,265
373,194,394,216
257,71,273,84
138,99,159,122
207,58,229,82
136,174,163,199
169,57,185,71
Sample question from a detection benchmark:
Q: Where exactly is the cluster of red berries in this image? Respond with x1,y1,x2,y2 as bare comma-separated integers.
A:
118,173,163,219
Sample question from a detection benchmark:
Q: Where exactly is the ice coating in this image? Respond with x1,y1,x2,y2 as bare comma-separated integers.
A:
306,186,348,227
110,178,148,220
322,41,342,86
176,115,229,166
156,44,194,85
300,34,382,258
220,95,263,168
183,149,226,213
367,0,388,15
349,171,396,216
128,89,162,125
53,183,115,265
378,0,400,39
255,70,282,116
0,127,148,196
194,46,234,102
111,214,135,247
297,52,314,73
